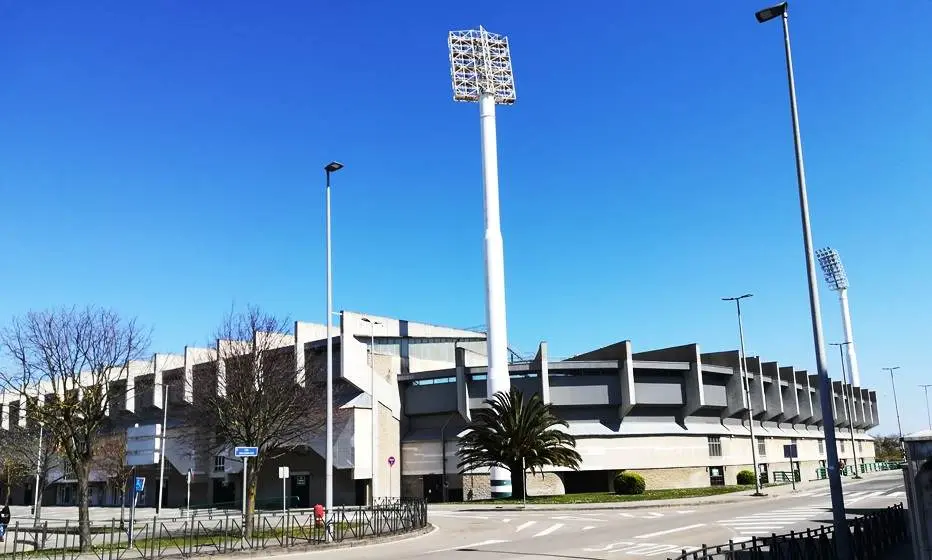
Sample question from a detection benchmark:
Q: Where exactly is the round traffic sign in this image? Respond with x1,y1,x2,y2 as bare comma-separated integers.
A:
387,456,396,467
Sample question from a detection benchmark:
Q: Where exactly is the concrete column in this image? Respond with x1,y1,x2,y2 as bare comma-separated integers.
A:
538,342,551,404
455,347,471,422
832,381,847,426
745,357,767,419
795,371,813,424
125,369,135,413
808,374,823,426
763,362,784,421
683,345,704,417
618,341,636,417
779,366,800,423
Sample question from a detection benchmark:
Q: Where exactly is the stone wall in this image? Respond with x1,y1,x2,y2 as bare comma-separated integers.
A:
635,467,709,490
526,472,565,496
462,473,491,501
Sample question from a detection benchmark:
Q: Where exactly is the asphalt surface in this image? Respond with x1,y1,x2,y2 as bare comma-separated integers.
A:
288,471,906,559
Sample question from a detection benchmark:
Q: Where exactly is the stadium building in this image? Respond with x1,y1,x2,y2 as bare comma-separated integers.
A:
9,311,878,507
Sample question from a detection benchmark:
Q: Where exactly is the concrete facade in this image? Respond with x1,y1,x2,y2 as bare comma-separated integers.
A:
2,311,880,507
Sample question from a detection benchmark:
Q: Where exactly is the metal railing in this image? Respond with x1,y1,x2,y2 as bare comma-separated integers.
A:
814,461,900,480
666,503,908,560
0,498,428,559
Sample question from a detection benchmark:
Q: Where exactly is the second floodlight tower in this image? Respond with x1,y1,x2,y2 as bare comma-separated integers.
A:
449,26,516,498
816,247,861,387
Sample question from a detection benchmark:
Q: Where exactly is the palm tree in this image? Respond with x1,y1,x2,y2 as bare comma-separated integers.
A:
457,387,581,499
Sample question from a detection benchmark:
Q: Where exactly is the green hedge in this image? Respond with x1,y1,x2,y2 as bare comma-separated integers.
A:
614,471,646,495
736,469,755,485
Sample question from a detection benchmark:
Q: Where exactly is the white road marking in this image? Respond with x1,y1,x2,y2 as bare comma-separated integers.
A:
584,541,635,552
515,521,536,533
677,510,695,514
888,491,906,498
634,524,705,539
642,512,664,519
503,518,511,523
582,525,596,531
428,539,508,553
533,523,564,537
623,543,678,555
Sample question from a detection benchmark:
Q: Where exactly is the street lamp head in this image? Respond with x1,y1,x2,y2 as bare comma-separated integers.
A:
755,2,787,23
361,317,382,326
324,161,344,173
722,294,754,302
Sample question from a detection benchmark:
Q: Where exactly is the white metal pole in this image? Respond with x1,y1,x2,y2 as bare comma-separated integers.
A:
479,90,512,499
735,300,762,495
521,457,526,507
921,384,932,430
778,10,850,556
157,386,168,515
835,343,860,477
186,470,191,512
33,424,43,523
283,476,287,514
242,456,248,530
369,321,378,504
325,171,334,533
838,289,861,387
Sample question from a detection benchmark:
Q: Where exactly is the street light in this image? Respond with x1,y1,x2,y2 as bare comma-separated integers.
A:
882,367,904,442
920,384,932,431
448,26,516,498
361,317,382,504
817,248,862,387
722,294,763,497
324,160,343,534
755,3,850,556
829,342,860,479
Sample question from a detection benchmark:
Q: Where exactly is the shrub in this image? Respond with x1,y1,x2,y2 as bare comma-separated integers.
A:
736,469,755,485
614,471,646,495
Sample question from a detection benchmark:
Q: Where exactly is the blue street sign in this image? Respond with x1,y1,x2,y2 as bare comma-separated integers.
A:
783,444,798,459
234,446,259,458
134,477,146,493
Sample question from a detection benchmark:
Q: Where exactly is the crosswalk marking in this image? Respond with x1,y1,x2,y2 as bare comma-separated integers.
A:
515,521,536,533
634,524,705,539
533,523,564,537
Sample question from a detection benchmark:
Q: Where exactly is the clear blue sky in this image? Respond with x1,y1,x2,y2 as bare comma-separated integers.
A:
1,2,929,435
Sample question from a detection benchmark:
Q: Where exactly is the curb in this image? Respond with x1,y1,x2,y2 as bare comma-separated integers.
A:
187,525,437,558
431,471,901,513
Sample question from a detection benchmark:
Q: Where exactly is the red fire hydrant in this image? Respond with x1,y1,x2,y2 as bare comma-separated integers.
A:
314,504,325,527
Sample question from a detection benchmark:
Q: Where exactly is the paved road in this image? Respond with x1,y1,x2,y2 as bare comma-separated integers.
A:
293,471,905,559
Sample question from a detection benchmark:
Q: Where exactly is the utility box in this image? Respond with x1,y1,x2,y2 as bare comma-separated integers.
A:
904,429,932,560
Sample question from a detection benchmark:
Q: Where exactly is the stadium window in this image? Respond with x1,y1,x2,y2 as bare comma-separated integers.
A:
708,436,722,457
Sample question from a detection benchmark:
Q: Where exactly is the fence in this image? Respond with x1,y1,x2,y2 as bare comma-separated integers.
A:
0,498,428,559
666,503,908,560
814,461,901,480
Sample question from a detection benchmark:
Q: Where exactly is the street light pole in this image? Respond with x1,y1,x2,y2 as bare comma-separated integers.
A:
361,317,382,505
882,367,903,442
723,294,763,496
324,161,343,538
157,385,169,514
921,384,932,431
755,3,850,556
830,342,860,478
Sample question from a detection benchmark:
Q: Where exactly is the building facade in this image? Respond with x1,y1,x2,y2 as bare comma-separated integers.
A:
1,311,879,507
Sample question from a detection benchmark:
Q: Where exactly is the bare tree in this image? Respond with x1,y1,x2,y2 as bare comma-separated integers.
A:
186,306,326,535
0,423,64,523
0,307,149,551
92,433,133,529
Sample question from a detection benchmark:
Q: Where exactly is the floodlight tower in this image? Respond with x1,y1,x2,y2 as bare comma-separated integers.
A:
448,26,516,498
816,247,861,387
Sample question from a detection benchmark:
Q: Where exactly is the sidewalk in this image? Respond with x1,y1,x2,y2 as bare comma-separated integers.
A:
430,470,902,512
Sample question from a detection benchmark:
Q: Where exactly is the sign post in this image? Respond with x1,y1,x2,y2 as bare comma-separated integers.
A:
128,476,146,548
278,466,290,514
783,444,799,491
185,469,192,513
234,446,259,537
387,456,396,499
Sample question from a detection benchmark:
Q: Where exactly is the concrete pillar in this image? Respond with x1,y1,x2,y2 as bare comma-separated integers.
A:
763,362,784,421
538,342,551,404
779,366,800,423
455,347,471,422
683,345,704,417
618,341,636,417
808,374,823,426
795,371,813,424
832,381,847,427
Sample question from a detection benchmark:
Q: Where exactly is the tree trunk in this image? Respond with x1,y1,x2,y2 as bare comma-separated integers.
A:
119,482,126,531
509,464,526,500
245,469,258,538
76,466,91,552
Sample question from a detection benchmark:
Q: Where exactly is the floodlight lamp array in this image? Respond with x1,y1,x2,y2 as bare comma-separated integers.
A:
448,26,516,105
816,247,849,290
